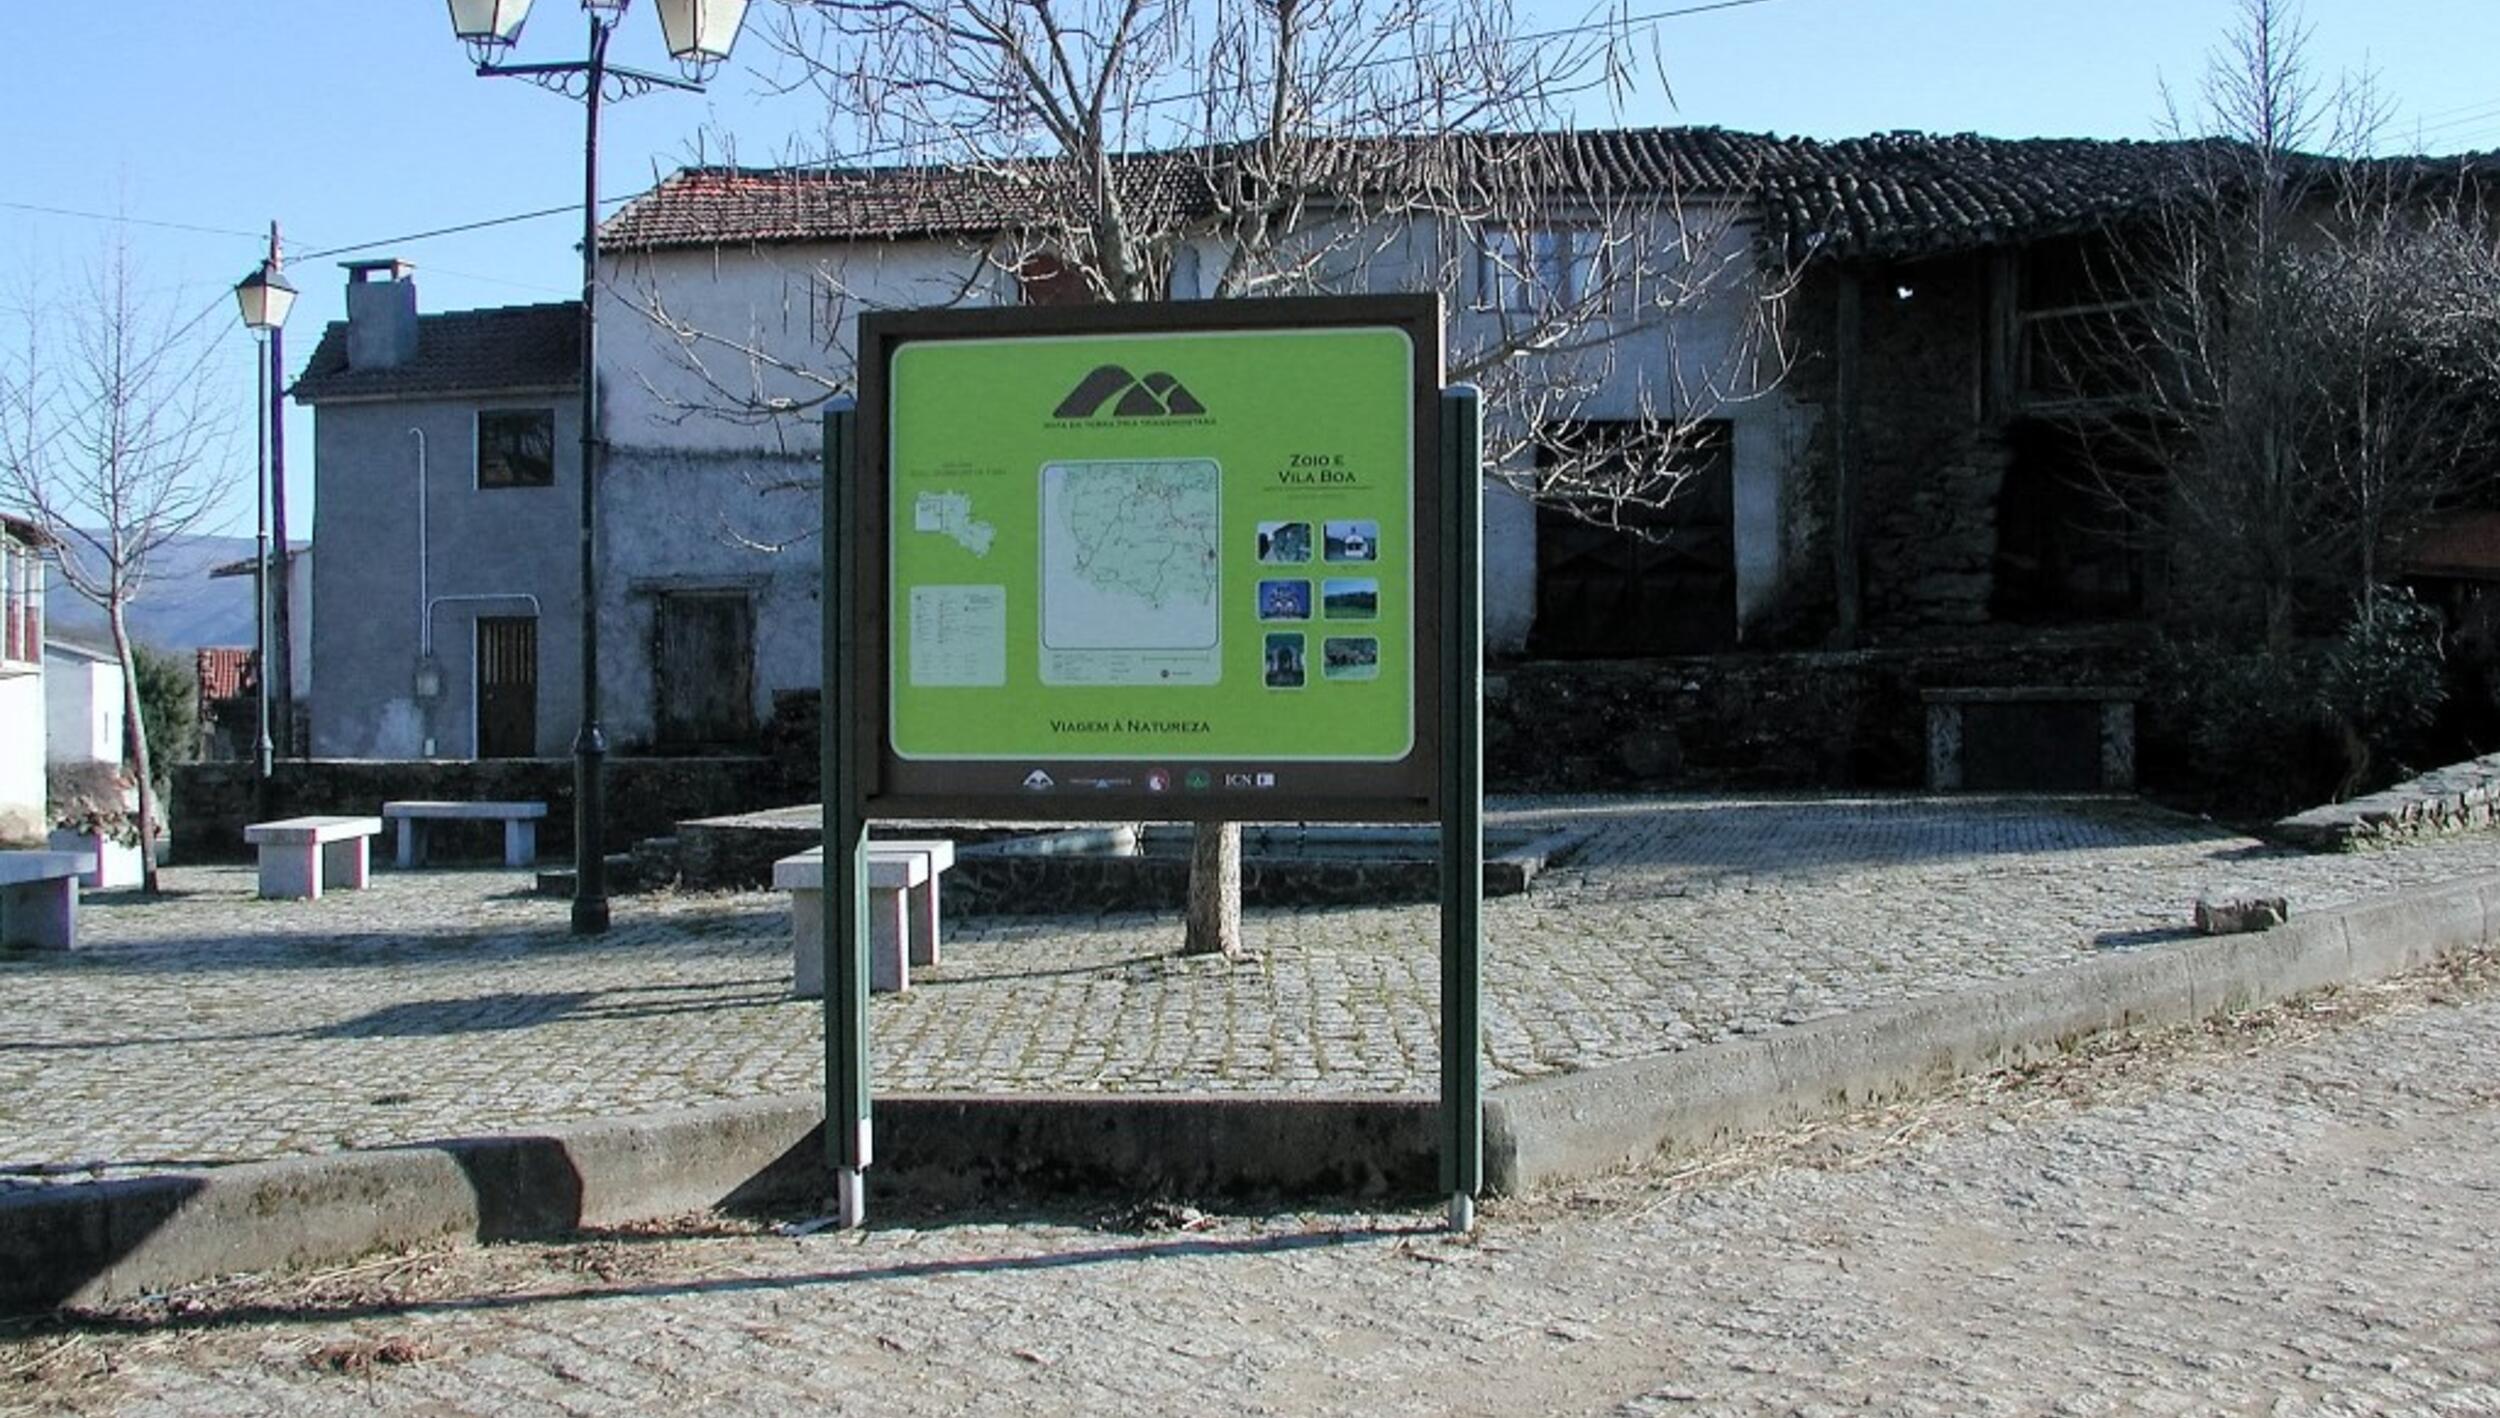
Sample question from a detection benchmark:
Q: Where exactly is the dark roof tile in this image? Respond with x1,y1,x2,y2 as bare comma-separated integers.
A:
290,302,580,405
599,128,2500,269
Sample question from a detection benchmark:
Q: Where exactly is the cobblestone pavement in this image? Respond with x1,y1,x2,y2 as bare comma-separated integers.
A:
11,941,2499,1414
8,793,2500,1179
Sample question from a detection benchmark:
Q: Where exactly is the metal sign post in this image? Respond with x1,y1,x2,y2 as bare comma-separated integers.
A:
1437,386,1483,1232
822,399,873,1227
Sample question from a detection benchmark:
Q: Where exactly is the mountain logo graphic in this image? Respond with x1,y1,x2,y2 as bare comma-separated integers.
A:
1054,364,1207,419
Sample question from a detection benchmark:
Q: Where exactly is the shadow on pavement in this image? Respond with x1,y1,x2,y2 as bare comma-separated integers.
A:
29,1222,1427,1337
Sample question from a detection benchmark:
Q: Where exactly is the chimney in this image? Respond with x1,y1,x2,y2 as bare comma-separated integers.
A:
342,259,419,370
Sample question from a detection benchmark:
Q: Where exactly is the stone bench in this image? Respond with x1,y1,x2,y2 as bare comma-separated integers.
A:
0,849,95,951
243,816,383,900
775,839,957,998
1923,686,2139,792
381,800,547,868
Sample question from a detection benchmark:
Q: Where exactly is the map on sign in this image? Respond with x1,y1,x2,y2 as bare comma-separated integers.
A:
913,491,996,557
1040,458,1222,684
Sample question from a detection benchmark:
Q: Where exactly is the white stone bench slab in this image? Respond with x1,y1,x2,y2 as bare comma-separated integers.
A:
243,816,383,901
381,800,547,868
0,850,94,951
776,840,956,999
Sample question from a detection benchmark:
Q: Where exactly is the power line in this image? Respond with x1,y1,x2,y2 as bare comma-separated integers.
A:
0,201,273,243
12,0,1790,276
296,202,608,262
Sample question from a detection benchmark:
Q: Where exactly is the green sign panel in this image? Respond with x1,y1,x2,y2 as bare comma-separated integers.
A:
853,298,1444,820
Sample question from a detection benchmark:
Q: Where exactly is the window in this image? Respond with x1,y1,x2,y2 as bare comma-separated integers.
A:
1479,226,1603,312
2015,236,2156,410
0,534,41,669
476,409,556,488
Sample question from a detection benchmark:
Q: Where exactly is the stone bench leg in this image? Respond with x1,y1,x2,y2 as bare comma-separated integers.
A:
870,884,910,993
504,819,538,868
259,843,322,900
322,837,371,893
395,819,424,869
907,875,941,966
0,877,76,950
791,885,909,997
791,888,825,999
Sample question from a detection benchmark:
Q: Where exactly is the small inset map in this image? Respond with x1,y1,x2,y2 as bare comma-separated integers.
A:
1040,459,1222,685
914,491,996,557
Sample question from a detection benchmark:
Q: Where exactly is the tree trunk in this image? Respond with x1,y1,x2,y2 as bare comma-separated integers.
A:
108,605,163,894
1182,820,1243,958
2264,576,2297,652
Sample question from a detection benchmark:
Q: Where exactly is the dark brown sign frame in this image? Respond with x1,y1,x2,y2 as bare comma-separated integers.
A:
846,295,1447,823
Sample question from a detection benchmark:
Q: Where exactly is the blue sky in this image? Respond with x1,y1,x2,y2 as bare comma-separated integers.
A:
5,0,2496,538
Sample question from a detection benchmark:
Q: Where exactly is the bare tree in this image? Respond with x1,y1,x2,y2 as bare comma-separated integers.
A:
2052,0,2500,647
628,0,1791,955
0,240,234,892
2306,162,2500,604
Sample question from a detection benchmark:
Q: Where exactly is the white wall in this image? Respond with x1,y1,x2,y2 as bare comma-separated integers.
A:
42,649,121,766
593,203,1809,673
0,670,43,844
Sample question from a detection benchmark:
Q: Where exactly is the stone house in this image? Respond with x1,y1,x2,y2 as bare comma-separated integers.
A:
581,131,2212,697
292,262,583,761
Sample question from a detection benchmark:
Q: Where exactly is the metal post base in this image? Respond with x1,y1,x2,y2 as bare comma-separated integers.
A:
1447,1192,1475,1235
838,1168,867,1229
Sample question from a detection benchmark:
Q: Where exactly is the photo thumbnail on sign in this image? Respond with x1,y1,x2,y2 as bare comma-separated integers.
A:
1257,520,1313,563
1258,578,1312,620
1325,519,1378,562
1264,632,1307,688
1322,578,1377,619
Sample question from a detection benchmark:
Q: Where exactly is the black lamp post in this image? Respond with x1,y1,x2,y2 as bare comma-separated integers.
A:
233,260,298,786
445,0,756,934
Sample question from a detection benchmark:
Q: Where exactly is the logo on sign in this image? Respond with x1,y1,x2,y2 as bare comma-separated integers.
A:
1053,365,1206,420
1147,769,1172,792
1224,773,1254,789
1022,769,1055,791
1254,772,1277,788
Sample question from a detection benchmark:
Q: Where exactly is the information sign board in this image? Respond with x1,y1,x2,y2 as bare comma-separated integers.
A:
852,297,1444,821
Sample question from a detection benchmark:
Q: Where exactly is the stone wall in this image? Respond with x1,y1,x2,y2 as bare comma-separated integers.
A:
1773,255,2015,644
172,756,798,863
1486,636,2149,792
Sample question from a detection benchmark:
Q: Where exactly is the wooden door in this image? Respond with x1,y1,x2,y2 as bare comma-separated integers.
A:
654,593,755,747
475,616,538,759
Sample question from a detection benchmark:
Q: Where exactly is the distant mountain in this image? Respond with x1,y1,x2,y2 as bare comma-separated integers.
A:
42,532,269,655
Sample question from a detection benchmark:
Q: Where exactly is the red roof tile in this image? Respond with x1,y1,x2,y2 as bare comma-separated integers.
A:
195,647,256,703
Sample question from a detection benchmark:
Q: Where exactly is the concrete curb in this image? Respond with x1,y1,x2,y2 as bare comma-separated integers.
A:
1482,873,2493,1192
0,1093,1435,1313
4,873,2491,1314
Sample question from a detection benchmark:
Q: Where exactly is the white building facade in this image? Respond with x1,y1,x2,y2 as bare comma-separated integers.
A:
0,515,52,843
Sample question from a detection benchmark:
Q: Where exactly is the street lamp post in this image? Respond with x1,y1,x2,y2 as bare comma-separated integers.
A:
233,260,298,788
444,0,755,935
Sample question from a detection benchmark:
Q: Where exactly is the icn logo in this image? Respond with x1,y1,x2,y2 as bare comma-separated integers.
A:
1054,364,1206,419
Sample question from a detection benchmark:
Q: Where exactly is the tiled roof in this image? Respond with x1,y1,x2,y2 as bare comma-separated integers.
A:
3,512,53,548
599,154,1218,251
195,647,255,703
290,302,580,405
599,127,2500,267
1752,133,2212,261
